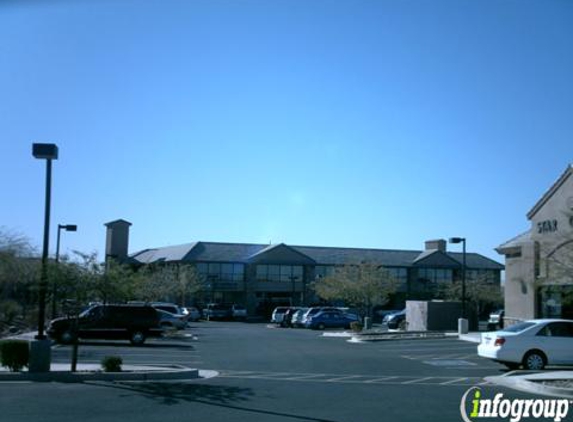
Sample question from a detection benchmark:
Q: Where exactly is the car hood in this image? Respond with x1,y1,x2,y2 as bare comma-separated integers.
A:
48,316,76,327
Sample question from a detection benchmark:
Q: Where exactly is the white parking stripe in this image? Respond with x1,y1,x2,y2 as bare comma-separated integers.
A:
283,374,329,380
364,376,399,383
439,377,468,385
325,375,365,382
401,377,434,385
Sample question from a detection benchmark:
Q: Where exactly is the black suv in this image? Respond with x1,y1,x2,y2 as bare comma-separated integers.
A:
47,304,162,346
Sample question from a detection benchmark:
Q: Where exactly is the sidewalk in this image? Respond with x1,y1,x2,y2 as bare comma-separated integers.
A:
0,331,210,383
0,363,206,382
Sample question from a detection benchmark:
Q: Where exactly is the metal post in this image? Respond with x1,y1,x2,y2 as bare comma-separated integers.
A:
36,159,52,340
51,226,62,319
462,239,467,319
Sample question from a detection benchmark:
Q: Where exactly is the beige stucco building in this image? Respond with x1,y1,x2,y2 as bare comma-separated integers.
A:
497,165,573,323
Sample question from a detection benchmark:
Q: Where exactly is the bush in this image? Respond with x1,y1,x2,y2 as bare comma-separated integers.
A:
0,340,29,372
101,355,123,372
0,300,22,324
350,321,363,332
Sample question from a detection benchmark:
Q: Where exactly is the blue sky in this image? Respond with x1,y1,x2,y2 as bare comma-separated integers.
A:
1,0,572,262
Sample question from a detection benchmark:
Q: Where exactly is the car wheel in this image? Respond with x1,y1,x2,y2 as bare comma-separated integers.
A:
59,330,75,345
398,320,407,331
523,350,546,370
130,331,146,346
317,323,326,330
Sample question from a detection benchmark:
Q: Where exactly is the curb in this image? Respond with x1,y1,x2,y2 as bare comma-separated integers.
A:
0,365,200,383
485,372,573,399
351,331,447,342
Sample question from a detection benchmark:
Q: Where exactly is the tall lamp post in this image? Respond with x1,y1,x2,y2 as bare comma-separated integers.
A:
52,224,77,318
449,237,467,319
32,143,59,340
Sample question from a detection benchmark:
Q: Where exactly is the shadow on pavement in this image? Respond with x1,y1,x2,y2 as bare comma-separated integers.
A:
63,341,195,349
93,382,339,422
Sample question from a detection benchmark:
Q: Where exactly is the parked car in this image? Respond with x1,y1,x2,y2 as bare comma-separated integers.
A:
487,309,505,330
381,310,403,325
305,310,360,330
156,309,188,330
184,306,201,322
280,307,302,327
291,307,309,328
150,302,189,321
301,307,339,326
386,309,406,330
203,303,231,320
231,304,247,321
47,304,163,346
271,307,289,324
477,319,573,370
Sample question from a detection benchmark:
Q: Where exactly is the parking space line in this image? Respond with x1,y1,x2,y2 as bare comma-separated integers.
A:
401,377,434,385
283,374,329,380
324,375,365,382
439,377,468,385
364,376,399,383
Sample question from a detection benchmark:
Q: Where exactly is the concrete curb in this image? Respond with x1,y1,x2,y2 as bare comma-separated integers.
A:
0,364,200,383
485,371,573,398
351,331,447,342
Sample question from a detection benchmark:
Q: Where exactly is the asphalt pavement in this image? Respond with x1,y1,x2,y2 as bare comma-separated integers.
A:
0,322,566,422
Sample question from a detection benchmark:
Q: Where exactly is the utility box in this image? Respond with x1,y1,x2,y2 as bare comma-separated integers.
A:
406,301,467,331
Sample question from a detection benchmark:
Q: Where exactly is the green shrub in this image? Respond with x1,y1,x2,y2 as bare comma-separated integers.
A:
0,300,22,324
0,340,29,372
101,355,123,372
350,321,363,332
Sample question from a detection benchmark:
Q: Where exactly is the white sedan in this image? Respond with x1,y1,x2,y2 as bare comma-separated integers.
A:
477,319,573,370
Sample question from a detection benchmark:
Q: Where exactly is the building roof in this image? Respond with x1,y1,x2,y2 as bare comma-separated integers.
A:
496,231,532,255
130,241,504,270
527,164,573,220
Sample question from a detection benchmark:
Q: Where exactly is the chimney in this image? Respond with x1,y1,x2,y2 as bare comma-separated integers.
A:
104,219,132,262
425,239,446,252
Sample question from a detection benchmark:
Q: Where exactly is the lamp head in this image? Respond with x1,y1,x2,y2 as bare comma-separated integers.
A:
32,143,59,160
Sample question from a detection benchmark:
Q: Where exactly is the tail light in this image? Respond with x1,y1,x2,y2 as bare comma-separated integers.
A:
494,337,506,346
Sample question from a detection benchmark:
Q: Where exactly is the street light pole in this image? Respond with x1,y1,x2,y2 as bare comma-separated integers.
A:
33,144,59,340
52,224,77,318
449,237,467,319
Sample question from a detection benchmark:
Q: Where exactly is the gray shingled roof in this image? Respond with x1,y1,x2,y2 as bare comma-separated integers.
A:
130,241,504,270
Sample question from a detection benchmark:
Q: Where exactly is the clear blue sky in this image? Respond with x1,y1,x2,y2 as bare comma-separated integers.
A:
1,0,572,262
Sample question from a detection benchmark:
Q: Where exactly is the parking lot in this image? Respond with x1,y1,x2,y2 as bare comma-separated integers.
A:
1,322,541,422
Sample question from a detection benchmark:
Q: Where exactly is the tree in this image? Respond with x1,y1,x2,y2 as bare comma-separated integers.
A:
0,228,39,323
313,262,399,318
132,264,205,304
438,273,503,318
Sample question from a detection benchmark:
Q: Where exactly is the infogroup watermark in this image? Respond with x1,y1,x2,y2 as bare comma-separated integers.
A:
460,387,570,422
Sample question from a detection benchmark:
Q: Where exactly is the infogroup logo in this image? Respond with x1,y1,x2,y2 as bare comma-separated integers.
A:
460,387,570,422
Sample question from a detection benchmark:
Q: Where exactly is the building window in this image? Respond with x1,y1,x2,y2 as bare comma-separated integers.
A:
386,267,408,291
315,265,335,279
257,264,303,282
196,262,244,282
418,268,453,284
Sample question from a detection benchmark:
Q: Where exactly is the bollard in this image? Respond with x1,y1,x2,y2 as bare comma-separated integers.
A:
458,318,469,335
364,317,372,330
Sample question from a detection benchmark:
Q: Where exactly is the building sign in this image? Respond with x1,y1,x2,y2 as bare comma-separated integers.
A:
537,219,558,234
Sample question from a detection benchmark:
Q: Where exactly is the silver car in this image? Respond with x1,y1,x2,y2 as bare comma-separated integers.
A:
156,309,188,330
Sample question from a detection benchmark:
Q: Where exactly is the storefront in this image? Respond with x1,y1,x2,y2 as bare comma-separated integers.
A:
497,165,573,323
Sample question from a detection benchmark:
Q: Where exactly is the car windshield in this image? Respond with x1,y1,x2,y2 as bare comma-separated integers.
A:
500,322,537,333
